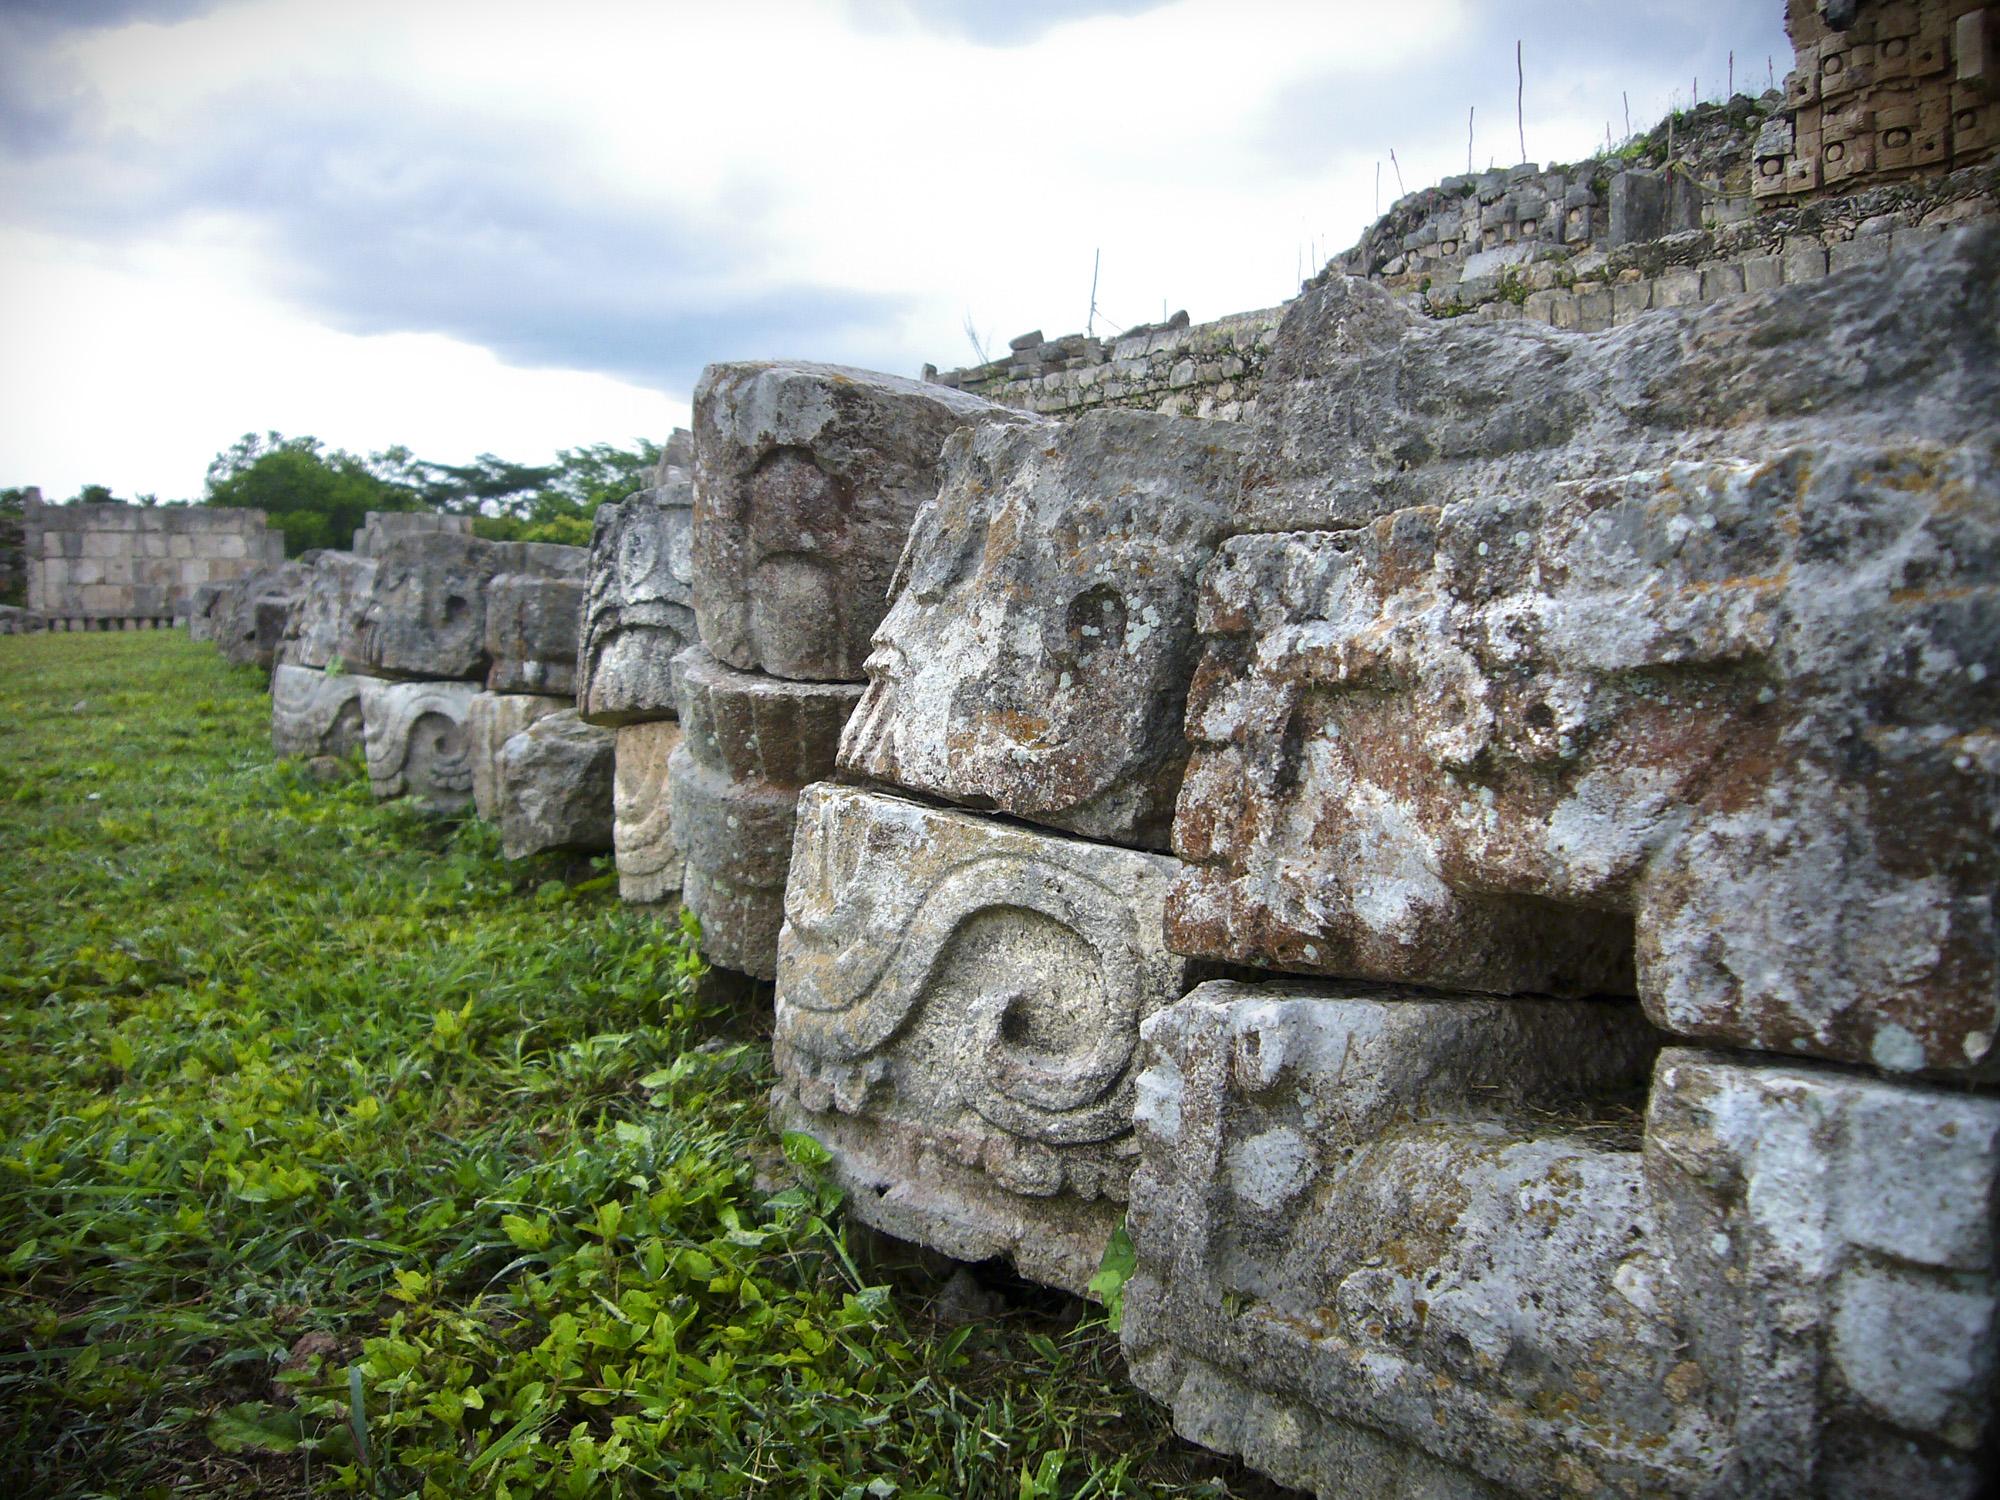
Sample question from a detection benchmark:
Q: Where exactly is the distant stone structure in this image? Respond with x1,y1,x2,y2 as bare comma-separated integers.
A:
24,498,284,631
931,3,1998,405
1759,0,1999,200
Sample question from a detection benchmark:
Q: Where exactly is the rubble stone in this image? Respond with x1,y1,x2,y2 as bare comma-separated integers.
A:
613,719,684,904
485,573,585,696
466,691,565,823
1170,441,2000,1075
773,783,1196,1293
840,410,1245,850
270,664,364,767
357,678,479,811
692,361,1030,681
577,476,696,725
496,709,614,860
668,645,861,978
1123,982,2000,1500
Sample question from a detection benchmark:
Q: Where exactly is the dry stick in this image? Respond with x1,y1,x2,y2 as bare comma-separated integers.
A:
1086,248,1100,338
1390,148,1405,197
1468,104,1475,173
1729,50,1734,98
1624,90,1631,140
1516,40,1526,164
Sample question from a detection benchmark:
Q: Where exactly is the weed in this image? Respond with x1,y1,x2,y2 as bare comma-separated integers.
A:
0,633,1268,1498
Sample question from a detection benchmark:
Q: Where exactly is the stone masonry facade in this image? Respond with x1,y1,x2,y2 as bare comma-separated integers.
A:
25,498,284,631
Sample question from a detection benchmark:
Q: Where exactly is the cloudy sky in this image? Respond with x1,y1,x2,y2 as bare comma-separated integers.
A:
1,0,1789,502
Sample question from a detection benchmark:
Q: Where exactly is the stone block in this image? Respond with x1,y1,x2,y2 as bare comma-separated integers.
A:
186,583,225,643
840,410,1245,851
349,534,580,682
1237,223,1996,534
1611,278,1653,324
691,361,1032,681
271,664,365,767
280,552,375,670
496,709,614,860
576,478,696,724
1171,443,2000,1075
1782,240,1829,281
358,678,480,811
353,510,473,557
484,573,584,695
1829,234,1893,274
1653,266,1703,307
1124,983,2000,1499
213,558,313,669
1699,262,1746,301
466,690,565,823
669,646,862,978
1742,253,1783,291
773,783,1196,1293
1574,286,1612,331
613,719,684,904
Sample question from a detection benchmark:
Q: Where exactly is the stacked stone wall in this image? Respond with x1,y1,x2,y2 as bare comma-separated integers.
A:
926,305,1283,423
24,499,284,630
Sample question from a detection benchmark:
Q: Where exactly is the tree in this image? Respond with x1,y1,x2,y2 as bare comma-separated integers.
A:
203,432,420,556
72,484,117,505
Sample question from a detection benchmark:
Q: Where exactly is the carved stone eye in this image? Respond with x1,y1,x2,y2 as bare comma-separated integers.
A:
1064,584,1126,659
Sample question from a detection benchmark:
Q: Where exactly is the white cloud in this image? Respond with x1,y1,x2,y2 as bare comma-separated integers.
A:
0,224,678,499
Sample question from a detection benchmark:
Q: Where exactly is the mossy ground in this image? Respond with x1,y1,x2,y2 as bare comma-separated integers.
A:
0,631,1278,1499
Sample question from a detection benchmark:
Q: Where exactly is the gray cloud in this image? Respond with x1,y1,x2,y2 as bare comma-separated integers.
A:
0,67,916,393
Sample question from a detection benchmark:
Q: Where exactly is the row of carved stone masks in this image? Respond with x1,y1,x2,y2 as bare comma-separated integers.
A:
744,223,2000,1497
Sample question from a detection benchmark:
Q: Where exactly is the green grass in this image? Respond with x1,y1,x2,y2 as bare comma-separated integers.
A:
0,632,1270,1499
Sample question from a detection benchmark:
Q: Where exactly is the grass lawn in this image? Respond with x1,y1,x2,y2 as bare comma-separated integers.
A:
0,631,1273,1499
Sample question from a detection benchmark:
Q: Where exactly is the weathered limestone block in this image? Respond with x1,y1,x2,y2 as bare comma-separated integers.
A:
485,573,584,695
271,664,364,766
496,709,614,860
1123,982,2000,1500
773,782,1195,1293
213,557,314,669
352,510,472,556
187,583,225,643
466,691,565,823
279,551,374,670
692,361,1030,681
358,678,479,811
1244,223,1997,533
348,535,582,682
840,410,1245,850
668,645,861,978
614,719,684,904
576,474,696,724
1170,442,1999,1075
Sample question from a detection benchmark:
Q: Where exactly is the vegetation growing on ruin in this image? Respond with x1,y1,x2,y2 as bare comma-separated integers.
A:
0,632,1264,1498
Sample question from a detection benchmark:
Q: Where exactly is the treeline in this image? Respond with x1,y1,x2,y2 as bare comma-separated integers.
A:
11,432,664,556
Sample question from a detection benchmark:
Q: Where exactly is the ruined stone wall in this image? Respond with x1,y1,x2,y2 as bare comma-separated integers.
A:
928,54,1997,418
1758,0,1999,201
927,305,1283,423
25,498,285,630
